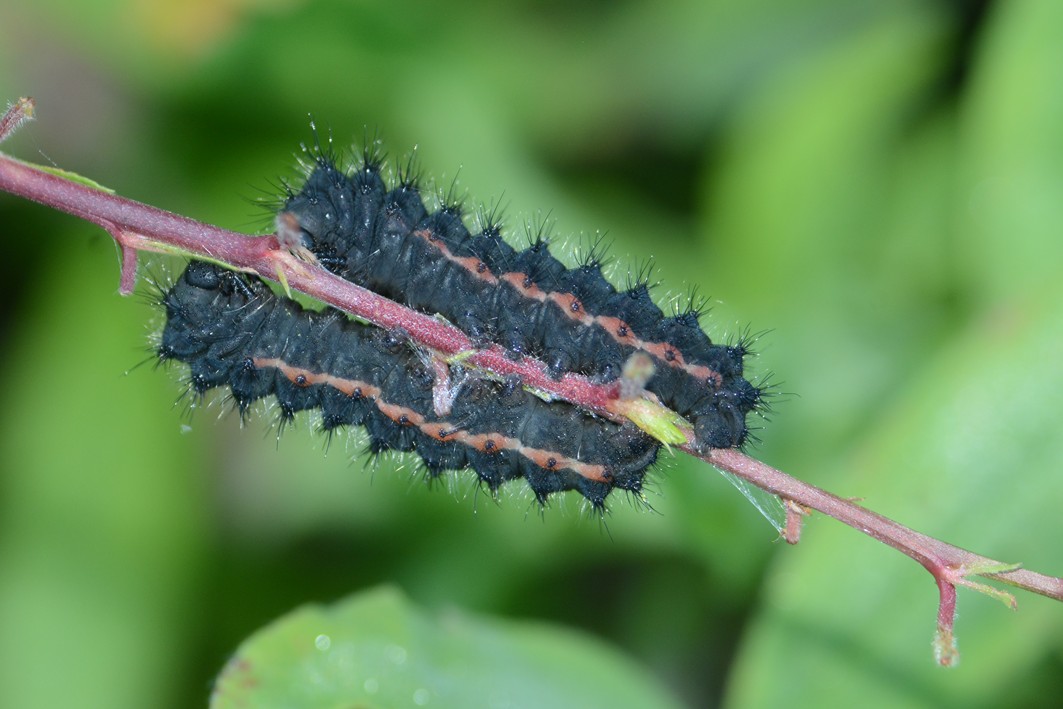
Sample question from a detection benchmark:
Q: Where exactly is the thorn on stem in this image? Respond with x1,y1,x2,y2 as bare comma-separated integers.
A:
275,211,319,265
105,225,139,295
119,244,138,295
432,358,461,416
934,574,960,667
934,622,959,667
782,498,808,545
0,97,35,144
619,351,654,399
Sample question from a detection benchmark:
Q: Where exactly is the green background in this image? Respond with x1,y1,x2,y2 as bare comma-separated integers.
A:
1,1,1061,707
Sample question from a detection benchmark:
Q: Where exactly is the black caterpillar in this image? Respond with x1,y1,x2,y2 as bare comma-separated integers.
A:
281,147,764,451
159,260,659,508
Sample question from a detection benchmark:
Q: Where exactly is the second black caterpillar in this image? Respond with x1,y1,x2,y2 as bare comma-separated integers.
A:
159,261,659,508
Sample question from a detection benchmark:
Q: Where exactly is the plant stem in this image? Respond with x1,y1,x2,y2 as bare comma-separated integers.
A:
2,101,1060,664
703,448,1063,602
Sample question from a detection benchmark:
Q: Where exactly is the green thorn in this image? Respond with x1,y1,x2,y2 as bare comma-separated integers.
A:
446,350,477,365
621,399,688,446
274,263,293,299
955,576,1018,610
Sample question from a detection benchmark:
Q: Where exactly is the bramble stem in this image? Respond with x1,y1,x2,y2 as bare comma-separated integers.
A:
2,99,1060,665
701,449,1048,597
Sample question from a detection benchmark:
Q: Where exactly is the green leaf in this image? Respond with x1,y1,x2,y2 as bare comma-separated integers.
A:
211,587,683,709
0,241,206,709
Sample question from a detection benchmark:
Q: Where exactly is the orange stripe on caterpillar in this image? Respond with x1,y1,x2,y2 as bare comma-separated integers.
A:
257,356,612,484
410,226,725,387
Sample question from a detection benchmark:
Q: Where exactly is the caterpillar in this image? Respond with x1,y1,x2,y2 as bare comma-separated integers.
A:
159,260,660,508
280,146,765,451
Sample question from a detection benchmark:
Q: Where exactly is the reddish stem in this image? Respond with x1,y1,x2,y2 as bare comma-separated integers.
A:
782,499,807,545
935,575,959,667
703,448,1063,603
2,104,1061,664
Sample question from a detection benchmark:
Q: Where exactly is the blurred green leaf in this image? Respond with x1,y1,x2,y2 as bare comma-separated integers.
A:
0,240,208,709
211,586,683,709
961,0,1063,300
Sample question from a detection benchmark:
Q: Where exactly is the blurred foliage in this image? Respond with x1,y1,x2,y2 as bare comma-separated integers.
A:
1,1,1061,707
211,586,684,709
